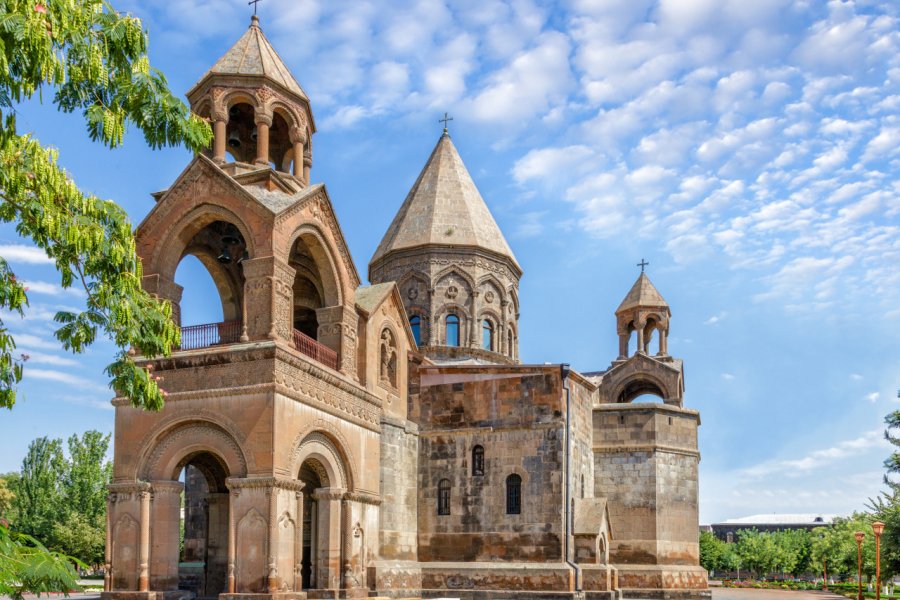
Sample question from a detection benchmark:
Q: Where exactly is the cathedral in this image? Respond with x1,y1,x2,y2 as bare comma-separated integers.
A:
102,16,708,600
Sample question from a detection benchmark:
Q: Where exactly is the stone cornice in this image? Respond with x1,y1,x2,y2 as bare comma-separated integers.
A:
592,444,700,459
369,244,522,281
226,476,306,493
345,491,382,506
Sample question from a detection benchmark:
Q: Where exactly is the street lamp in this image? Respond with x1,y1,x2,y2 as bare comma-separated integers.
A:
856,532,866,600
874,521,885,600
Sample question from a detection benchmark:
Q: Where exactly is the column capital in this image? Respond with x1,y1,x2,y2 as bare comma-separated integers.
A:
311,487,347,502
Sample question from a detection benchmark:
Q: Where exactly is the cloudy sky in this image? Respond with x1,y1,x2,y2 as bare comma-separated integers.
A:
0,0,897,523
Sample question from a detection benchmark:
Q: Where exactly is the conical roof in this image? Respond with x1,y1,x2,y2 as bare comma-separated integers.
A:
371,133,519,269
616,273,669,313
190,16,307,101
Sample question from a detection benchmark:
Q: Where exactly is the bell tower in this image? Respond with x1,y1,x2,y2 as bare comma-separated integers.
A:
187,15,315,183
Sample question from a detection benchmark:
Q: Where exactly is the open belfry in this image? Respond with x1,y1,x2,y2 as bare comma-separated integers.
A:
103,16,708,600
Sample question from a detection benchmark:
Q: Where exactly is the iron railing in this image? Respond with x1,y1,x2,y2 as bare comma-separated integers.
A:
292,329,339,370
178,321,242,351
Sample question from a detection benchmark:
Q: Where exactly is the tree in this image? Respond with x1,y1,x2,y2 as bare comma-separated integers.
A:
0,474,14,518
735,529,780,578
700,531,728,575
14,437,64,542
63,430,111,524
0,0,213,411
0,522,80,600
50,512,104,569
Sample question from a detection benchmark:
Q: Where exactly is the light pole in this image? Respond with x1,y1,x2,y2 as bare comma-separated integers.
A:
874,521,885,600
856,531,866,600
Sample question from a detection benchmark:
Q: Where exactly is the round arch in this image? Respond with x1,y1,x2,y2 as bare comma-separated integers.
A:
150,203,257,282
285,225,345,308
139,421,248,482
289,430,355,492
614,374,670,404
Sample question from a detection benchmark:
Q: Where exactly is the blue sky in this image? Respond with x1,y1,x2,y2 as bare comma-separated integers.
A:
0,0,898,524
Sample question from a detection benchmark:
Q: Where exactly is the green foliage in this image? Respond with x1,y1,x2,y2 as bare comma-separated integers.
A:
0,474,14,518
700,531,741,575
10,431,111,567
810,514,878,580
735,529,781,577
0,521,81,600
0,0,213,410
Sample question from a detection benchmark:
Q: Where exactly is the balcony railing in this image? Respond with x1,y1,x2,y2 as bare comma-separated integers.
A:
292,329,339,370
177,321,242,351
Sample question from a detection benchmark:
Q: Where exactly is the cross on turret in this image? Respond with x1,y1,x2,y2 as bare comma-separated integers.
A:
248,0,262,15
637,258,649,273
439,112,453,134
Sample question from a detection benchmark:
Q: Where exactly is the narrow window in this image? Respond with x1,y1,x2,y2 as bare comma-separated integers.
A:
506,474,522,515
581,474,585,498
482,319,494,351
437,479,451,515
445,314,460,347
410,316,421,346
472,445,485,476
507,329,513,356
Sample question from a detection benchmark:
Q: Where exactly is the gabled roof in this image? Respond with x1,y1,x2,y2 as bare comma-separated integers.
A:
354,283,396,316
616,273,669,314
370,133,519,270
189,16,307,101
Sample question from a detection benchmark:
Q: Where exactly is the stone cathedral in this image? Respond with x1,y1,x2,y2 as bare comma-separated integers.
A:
102,16,708,600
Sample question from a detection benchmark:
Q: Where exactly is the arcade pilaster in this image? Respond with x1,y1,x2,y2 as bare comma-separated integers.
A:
312,487,346,592
148,481,183,591
316,305,358,378
141,274,183,327
241,256,295,342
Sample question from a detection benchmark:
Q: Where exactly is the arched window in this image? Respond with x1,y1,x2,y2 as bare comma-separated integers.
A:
482,319,494,351
507,329,513,356
472,445,484,476
445,314,460,347
506,474,521,515
409,316,421,346
437,479,451,516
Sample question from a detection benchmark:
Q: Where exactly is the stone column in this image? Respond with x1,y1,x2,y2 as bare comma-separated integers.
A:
255,113,272,166
227,489,238,594
312,488,345,591
213,118,227,163
289,127,307,181
303,156,312,184
104,494,113,592
149,481,184,591
267,486,278,593
658,328,668,356
636,327,644,355
316,306,358,378
294,491,304,592
341,497,352,589
241,256,295,342
138,489,151,592
618,333,628,359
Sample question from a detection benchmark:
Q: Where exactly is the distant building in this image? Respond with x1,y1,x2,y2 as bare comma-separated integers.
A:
709,514,836,542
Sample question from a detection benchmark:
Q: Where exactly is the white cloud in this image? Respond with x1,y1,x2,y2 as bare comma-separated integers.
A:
19,350,79,367
0,245,53,265
866,392,880,403
27,368,109,392
721,373,735,381
60,395,113,411
740,429,888,479
22,280,83,298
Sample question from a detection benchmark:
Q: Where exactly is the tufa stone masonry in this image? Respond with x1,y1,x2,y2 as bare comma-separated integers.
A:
102,16,708,600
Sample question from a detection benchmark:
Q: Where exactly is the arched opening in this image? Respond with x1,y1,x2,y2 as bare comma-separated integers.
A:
506,474,522,515
289,237,329,340
409,316,421,347
642,318,657,354
445,314,460,347
177,452,230,599
268,109,293,172
618,379,666,403
437,479,451,516
506,329,513,357
175,220,247,349
471,445,484,476
224,102,258,164
482,319,494,351
298,458,328,590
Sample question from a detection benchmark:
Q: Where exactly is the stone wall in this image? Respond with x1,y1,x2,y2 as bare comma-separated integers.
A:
415,366,566,563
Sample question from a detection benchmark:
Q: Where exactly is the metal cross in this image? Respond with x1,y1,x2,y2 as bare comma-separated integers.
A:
439,112,453,132
637,259,649,273
248,0,262,15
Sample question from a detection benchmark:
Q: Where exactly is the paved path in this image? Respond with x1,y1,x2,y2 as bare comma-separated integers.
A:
713,588,850,600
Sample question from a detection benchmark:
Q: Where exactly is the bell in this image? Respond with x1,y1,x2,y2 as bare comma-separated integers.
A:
221,235,240,246
237,250,250,265
227,130,241,148
251,126,258,142
217,248,232,264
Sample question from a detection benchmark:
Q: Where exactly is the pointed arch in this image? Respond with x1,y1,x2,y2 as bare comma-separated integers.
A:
433,265,476,296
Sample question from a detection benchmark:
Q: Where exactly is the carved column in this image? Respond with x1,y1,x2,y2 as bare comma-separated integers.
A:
104,494,113,592
255,112,272,166
227,489,237,593
241,256,295,342
289,127,307,182
213,118,228,163
312,488,345,591
294,491,304,592
618,332,628,360
266,486,278,593
138,489,151,592
316,306,357,378
341,497,352,589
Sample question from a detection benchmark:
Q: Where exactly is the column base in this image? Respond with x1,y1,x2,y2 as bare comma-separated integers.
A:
220,594,307,600
102,592,196,600
304,589,367,599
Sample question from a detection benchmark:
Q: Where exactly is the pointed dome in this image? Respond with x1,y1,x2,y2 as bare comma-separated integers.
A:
616,273,669,314
189,16,307,101
371,133,519,270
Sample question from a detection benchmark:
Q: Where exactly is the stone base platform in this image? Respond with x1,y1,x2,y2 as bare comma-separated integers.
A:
620,591,711,600
102,592,200,600
221,594,308,600
614,564,708,594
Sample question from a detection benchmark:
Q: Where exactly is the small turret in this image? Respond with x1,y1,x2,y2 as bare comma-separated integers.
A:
615,271,671,360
